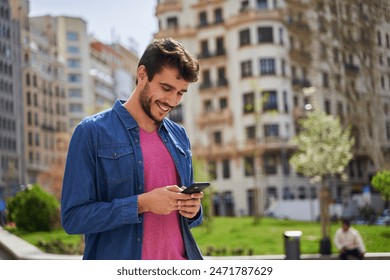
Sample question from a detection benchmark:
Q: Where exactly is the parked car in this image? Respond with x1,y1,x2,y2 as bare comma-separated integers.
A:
376,209,390,226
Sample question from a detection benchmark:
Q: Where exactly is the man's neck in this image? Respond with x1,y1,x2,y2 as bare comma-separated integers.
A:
123,94,158,132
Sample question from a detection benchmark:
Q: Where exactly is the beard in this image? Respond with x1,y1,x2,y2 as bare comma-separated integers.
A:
139,82,162,125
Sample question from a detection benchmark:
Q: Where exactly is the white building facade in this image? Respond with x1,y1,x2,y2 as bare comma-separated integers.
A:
156,0,390,220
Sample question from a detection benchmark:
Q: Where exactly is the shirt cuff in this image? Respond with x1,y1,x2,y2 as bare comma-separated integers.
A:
120,196,143,224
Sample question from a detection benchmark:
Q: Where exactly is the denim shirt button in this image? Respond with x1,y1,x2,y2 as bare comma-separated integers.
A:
137,237,141,242
113,153,117,158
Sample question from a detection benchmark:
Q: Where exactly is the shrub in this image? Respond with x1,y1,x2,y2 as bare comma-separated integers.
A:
6,184,60,232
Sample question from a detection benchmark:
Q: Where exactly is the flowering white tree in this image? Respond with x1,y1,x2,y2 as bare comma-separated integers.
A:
290,110,354,254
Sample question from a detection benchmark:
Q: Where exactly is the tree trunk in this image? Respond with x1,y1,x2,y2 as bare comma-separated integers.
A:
319,183,331,254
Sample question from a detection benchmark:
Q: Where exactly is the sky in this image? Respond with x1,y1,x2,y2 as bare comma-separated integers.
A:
29,0,158,55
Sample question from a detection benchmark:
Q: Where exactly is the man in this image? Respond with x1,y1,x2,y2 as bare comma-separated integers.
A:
334,218,366,260
61,38,203,260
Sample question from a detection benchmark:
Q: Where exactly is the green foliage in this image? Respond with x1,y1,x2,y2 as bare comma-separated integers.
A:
289,110,354,182
6,184,60,232
371,170,390,200
192,158,213,231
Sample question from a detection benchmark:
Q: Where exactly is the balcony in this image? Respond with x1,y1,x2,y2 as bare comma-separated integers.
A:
292,78,311,89
192,142,238,159
227,8,283,28
284,0,309,10
344,63,360,76
197,49,227,60
156,0,182,16
155,26,196,40
199,79,229,91
197,109,233,128
289,49,312,65
285,20,311,38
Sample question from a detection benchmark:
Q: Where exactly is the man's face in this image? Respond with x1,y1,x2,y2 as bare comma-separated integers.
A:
139,67,188,124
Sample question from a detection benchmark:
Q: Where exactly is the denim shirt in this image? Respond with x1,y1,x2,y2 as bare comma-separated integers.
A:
61,100,203,260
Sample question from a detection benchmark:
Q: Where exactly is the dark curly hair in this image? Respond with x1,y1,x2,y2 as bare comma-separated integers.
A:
137,37,199,84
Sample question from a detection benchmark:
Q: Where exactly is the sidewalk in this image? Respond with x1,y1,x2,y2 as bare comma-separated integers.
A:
1,226,389,260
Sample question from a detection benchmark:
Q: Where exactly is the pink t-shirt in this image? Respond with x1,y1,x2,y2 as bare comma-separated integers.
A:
140,128,186,260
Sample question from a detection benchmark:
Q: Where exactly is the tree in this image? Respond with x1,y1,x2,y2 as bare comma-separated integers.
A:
371,170,390,210
289,110,354,254
6,184,60,232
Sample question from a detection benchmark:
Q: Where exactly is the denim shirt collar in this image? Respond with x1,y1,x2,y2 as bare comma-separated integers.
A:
113,99,169,133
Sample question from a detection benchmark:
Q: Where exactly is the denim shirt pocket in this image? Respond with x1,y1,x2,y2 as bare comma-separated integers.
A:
97,145,134,184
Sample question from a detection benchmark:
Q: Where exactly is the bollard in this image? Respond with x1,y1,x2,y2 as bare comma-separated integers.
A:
283,230,302,260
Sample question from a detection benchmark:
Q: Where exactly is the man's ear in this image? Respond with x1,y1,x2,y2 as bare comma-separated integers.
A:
137,65,147,83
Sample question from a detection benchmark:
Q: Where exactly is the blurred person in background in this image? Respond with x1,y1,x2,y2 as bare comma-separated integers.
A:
334,218,366,260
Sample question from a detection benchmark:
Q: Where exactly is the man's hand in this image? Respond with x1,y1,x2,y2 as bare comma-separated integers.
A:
178,189,204,219
138,185,202,216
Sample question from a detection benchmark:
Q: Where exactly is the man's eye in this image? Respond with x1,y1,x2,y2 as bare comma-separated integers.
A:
162,86,170,91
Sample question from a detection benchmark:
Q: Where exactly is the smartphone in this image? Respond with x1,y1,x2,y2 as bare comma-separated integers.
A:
181,182,210,194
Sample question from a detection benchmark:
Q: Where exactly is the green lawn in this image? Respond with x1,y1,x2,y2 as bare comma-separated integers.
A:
11,217,390,256
191,217,390,256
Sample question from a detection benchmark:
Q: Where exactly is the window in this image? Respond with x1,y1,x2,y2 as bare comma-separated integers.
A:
214,8,223,24
68,74,82,83
28,132,33,146
200,70,211,89
258,27,273,43
69,103,83,113
378,30,382,46
246,125,256,140
204,100,213,112
67,32,79,41
333,47,340,63
216,37,225,55
69,88,82,98
386,121,390,142
298,186,306,199
222,159,230,179
324,99,331,114
208,161,217,180
213,131,222,144
27,111,32,125
167,16,178,29
67,59,81,68
243,92,255,113
169,104,183,123
217,67,227,86
241,60,252,77
200,40,210,58
219,97,228,110
264,124,279,137
239,29,251,46
199,11,208,27
263,153,277,174
240,0,250,12
262,90,278,111
67,46,80,54
256,0,268,9
244,156,255,176
279,27,284,45
259,58,276,75
322,72,329,88
283,187,294,200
